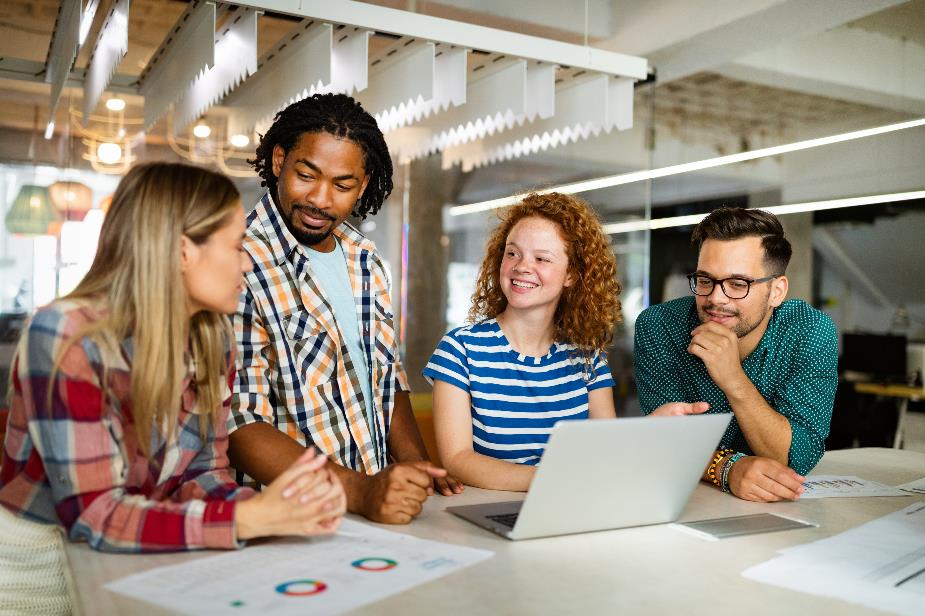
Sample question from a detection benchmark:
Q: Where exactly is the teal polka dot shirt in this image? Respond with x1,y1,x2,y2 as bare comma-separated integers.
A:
634,296,838,475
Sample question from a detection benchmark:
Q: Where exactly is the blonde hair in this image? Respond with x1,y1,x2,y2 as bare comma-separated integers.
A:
60,162,240,457
469,192,622,356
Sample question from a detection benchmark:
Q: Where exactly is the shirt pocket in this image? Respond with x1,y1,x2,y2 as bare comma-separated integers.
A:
372,296,397,364
283,312,336,389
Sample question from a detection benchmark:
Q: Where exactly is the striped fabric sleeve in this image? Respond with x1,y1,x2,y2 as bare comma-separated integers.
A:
422,330,470,393
586,350,616,391
229,283,275,432
22,319,243,553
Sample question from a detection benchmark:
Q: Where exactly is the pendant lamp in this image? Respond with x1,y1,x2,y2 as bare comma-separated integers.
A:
49,180,93,221
4,185,59,235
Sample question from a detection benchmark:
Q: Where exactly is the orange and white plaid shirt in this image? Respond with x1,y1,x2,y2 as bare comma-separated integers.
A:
230,193,409,478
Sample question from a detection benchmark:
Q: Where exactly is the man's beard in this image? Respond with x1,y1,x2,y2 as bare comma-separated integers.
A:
284,203,336,247
698,300,770,338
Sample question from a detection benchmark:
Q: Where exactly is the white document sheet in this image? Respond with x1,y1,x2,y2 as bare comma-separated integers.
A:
800,475,911,499
105,519,493,615
897,477,925,495
743,502,925,616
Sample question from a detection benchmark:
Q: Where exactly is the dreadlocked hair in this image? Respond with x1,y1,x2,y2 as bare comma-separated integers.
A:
250,93,394,219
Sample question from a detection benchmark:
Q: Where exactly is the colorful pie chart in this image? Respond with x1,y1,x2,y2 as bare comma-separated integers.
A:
351,557,398,571
275,579,328,596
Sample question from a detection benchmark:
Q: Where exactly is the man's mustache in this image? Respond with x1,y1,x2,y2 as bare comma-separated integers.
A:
702,303,739,317
292,204,335,222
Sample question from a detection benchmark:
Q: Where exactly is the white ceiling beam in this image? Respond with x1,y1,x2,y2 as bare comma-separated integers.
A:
716,26,925,115
220,0,647,79
606,0,785,57
647,0,908,83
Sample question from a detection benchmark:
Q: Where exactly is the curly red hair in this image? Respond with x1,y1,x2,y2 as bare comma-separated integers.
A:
468,192,622,355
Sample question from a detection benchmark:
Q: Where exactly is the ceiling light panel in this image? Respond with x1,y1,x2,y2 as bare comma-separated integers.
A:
444,73,634,171
173,7,259,135
45,0,82,122
358,40,436,129
218,0,645,166
373,46,468,134
225,22,372,138
83,0,130,123
139,0,216,131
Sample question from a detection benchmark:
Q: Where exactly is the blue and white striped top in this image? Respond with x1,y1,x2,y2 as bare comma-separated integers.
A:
423,319,614,465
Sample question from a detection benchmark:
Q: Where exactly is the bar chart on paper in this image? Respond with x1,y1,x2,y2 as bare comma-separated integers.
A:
104,519,493,615
800,475,910,499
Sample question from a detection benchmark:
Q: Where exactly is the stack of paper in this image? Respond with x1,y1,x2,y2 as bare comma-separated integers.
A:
743,503,925,616
105,519,493,615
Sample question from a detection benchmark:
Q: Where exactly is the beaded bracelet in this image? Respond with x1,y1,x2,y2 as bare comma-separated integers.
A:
721,452,746,493
707,448,735,487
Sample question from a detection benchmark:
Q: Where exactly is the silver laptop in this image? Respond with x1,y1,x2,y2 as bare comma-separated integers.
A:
447,414,732,540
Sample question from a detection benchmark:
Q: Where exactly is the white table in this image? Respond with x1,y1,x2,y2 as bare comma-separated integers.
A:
63,448,925,615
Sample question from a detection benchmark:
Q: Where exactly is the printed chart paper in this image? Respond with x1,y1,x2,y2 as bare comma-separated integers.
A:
743,502,925,616
800,475,910,499
897,477,925,494
105,519,493,615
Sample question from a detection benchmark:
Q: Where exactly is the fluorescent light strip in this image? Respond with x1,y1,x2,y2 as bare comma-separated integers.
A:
602,190,925,235
449,117,925,216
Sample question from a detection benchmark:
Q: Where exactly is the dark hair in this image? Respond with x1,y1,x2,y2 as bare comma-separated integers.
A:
690,207,792,274
250,93,393,219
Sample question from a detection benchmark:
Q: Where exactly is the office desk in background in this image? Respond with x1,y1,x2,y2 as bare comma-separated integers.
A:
63,448,925,616
854,382,925,448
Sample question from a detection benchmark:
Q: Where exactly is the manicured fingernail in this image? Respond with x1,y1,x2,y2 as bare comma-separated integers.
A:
283,488,294,498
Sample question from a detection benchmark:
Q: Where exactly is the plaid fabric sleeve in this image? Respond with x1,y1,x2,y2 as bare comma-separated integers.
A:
22,314,244,553
230,283,276,432
176,363,257,506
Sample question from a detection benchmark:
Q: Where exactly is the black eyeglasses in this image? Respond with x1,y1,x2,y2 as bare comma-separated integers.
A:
687,273,779,299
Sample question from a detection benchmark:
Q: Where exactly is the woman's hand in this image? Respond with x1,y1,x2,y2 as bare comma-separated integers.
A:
235,448,347,541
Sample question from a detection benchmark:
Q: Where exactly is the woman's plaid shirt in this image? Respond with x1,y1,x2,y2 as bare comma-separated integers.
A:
230,194,409,477
0,300,253,552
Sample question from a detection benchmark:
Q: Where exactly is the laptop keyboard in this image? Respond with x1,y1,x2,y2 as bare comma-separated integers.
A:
487,513,519,528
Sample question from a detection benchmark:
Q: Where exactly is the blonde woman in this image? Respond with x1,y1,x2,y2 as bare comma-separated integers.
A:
424,193,622,491
0,163,345,611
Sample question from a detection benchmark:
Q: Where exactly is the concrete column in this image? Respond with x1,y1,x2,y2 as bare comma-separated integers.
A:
403,155,463,392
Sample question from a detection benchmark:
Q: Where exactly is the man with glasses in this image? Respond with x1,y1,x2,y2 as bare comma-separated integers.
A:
635,207,837,502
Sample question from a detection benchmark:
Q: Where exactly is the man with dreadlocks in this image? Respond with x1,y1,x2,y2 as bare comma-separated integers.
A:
228,93,462,525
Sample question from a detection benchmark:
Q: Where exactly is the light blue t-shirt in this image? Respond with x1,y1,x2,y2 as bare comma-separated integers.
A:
423,319,615,465
307,239,375,431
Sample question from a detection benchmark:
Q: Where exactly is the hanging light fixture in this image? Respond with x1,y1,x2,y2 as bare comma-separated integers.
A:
48,180,93,221
4,185,59,235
